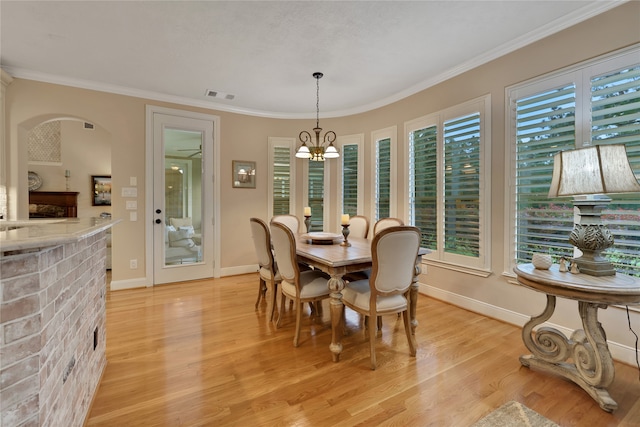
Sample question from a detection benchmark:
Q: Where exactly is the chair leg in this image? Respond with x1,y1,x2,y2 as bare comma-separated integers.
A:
377,316,383,331
403,310,417,356
255,278,266,309
276,293,286,328
369,313,377,370
293,301,303,347
269,281,278,322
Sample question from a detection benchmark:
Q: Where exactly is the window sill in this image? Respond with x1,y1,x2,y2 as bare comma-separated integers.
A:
422,259,492,278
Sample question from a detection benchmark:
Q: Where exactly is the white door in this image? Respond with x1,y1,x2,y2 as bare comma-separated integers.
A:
150,111,215,284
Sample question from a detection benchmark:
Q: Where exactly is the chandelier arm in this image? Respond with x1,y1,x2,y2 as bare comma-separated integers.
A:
299,130,313,145
323,131,337,145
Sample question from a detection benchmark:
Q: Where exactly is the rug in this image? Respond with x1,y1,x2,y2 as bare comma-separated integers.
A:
472,401,559,427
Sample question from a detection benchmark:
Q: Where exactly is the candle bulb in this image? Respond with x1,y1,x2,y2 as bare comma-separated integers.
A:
65,170,71,178
341,214,350,225
304,207,311,216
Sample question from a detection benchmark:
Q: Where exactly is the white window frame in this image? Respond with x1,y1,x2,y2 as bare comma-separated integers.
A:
405,96,492,275
371,126,397,223
303,157,332,231
268,137,296,216
504,45,640,277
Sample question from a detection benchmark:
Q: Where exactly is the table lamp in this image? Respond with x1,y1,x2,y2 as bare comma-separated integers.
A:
548,144,640,276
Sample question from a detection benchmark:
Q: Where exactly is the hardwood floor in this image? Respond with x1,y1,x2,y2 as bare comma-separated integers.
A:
86,273,640,426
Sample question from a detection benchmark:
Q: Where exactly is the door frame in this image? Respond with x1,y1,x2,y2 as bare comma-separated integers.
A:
145,105,221,284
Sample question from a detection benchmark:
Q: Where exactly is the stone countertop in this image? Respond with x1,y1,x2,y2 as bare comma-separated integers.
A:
0,217,121,252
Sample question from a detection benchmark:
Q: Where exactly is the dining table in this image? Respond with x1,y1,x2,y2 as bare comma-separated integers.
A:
294,232,428,362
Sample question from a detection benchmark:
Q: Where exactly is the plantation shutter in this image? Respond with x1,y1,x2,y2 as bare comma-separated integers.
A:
515,84,577,263
308,161,324,231
443,113,481,257
591,64,640,275
410,126,437,249
342,144,359,216
376,138,391,221
272,145,291,216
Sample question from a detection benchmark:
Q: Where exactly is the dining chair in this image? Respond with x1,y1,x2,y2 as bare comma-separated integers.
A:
349,215,369,239
250,218,281,321
270,221,331,347
271,214,300,234
341,225,420,370
373,217,404,235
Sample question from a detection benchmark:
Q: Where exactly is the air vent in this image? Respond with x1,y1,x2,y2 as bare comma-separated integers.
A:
205,89,235,100
83,122,95,130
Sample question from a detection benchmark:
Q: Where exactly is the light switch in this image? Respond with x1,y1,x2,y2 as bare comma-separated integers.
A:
130,176,137,186
126,201,137,210
130,211,137,221
121,187,137,197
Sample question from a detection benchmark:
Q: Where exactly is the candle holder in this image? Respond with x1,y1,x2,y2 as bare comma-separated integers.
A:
340,224,351,247
65,177,70,191
304,215,312,233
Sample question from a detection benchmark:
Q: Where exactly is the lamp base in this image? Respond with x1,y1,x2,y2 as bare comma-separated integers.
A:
572,256,616,276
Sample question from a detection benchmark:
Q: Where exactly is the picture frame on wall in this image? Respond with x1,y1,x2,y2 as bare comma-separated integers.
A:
92,175,112,206
232,160,256,188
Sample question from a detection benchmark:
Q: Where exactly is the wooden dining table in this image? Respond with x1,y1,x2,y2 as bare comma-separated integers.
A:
294,232,428,362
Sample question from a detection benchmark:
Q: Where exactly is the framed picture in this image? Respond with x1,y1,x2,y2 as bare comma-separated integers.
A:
232,160,256,188
92,175,112,206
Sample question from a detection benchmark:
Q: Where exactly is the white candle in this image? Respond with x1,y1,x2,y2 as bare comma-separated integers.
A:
304,207,311,216
341,214,350,225
65,169,71,178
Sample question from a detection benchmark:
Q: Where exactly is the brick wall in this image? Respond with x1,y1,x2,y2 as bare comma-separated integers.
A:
1,230,107,426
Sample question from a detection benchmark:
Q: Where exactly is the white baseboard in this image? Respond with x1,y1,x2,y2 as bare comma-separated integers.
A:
220,264,258,277
418,282,639,366
110,276,150,291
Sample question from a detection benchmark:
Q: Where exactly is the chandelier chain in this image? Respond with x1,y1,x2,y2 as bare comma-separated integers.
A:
316,75,320,129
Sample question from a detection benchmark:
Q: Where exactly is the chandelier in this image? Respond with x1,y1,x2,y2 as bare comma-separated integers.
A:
295,72,339,161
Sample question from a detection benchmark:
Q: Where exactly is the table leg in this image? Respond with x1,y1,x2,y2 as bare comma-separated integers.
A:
409,260,422,335
520,295,617,412
328,274,346,362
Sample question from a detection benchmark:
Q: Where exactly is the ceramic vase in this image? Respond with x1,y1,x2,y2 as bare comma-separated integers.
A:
532,253,553,270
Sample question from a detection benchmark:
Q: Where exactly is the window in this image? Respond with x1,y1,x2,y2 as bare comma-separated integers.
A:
338,134,364,220
406,96,491,273
268,137,295,216
507,47,640,276
307,160,325,231
371,126,397,222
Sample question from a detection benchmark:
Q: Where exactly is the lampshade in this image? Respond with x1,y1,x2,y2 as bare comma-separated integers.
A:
548,144,640,198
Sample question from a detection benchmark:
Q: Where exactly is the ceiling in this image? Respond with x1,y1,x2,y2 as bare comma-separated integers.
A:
0,1,624,119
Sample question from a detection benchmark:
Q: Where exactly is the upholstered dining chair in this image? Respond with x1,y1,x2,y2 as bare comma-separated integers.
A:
349,215,369,239
250,218,281,321
342,225,420,370
271,214,300,234
270,221,331,347
373,217,404,235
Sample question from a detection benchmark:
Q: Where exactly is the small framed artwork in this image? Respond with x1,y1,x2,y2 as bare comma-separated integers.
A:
92,175,112,206
232,160,256,189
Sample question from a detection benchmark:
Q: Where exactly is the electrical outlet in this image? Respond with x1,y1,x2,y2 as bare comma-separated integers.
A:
130,259,138,269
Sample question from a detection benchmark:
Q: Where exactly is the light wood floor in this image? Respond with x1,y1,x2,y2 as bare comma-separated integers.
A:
86,273,640,426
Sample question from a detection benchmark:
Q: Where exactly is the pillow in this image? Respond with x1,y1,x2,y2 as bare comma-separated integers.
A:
165,225,176,243
168,228,195,248
170,217,192,228
178,226,194,238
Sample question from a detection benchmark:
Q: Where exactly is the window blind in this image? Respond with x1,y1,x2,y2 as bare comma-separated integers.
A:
308,160,324,231
272,145,291,216
409,126,437,249
515,84,577,264
342,144,359,216
376,138,391,221
591,65,640,275
444,113,481,257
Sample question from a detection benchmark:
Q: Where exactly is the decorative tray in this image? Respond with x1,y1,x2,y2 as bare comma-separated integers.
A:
301,232,342,245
